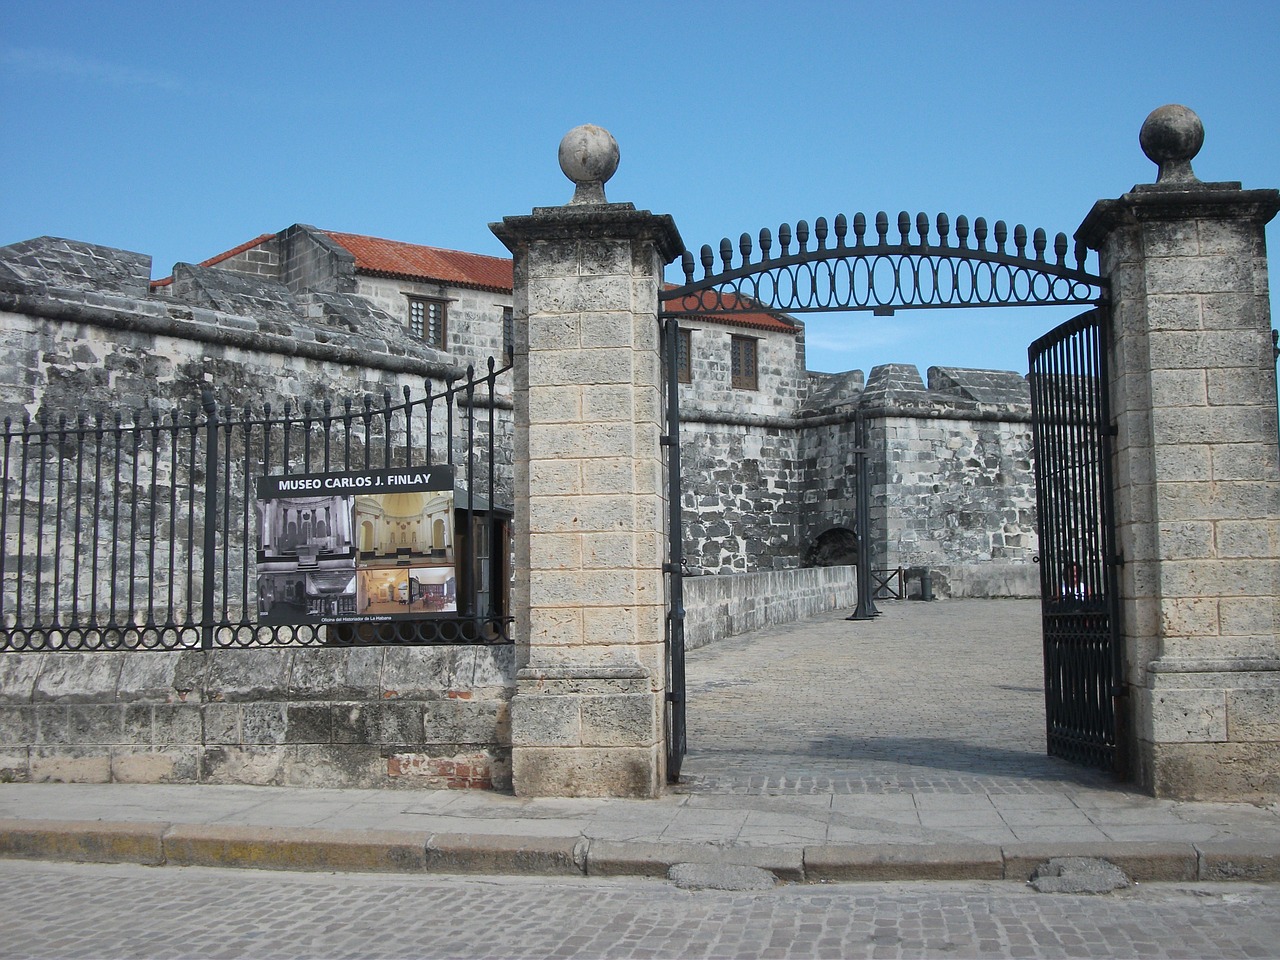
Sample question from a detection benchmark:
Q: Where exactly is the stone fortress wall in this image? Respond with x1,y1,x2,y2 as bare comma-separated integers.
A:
1,230,1041,597
677,320,1040,598
0,229,1040,789
0,235,520,789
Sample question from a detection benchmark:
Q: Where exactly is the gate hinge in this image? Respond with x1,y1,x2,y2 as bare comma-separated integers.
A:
659,434,673,446
1112,551,1125,567
666,691,685,704
1108,422,1119,437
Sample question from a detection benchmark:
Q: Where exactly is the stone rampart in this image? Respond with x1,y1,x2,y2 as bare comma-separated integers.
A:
682,566,858,650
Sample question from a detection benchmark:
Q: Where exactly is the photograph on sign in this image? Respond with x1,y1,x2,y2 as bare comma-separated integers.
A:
352,489,456,615
255,467,455,625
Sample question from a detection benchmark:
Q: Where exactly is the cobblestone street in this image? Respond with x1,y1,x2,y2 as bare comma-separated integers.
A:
679,599,1109,795
4,860,1278,960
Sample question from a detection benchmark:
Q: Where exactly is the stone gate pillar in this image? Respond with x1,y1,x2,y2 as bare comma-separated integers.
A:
491,126,683,797
1078,106,1280,800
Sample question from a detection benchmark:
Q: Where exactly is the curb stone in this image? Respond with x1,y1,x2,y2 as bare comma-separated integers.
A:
162,824,430,873
423,833,585,876
585,840,805,881
3,821,1280,883
1196,841,1280,882
803,843,1004,881
0,819,166,866
1002,841,1197,883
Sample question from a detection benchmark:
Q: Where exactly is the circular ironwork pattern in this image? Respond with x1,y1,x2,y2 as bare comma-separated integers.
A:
0,618,513,652
661,211,1106,315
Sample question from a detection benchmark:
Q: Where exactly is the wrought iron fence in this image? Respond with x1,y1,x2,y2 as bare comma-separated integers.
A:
1,359,513,652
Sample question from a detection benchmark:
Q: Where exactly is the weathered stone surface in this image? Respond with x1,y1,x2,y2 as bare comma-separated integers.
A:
287,648,382,701
32,655,123,703
199,745,287,785
1197,840,1280,881
284,745,384,789
511,745,662,798
30,745,111,783
683,567,857,650
424,832,584,875
668,861,776,890
164,822,428,873
1149,739,1280,802
206,652,293,704
381,648,475,699
110,747,199,783
0,656,45,704
0,817,166,865
803,843,1004,881
1003,841,1197,882
1030,857,1131,893
585,840,805,880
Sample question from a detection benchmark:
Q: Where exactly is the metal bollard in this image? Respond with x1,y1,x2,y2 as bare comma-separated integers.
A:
919,569,934,602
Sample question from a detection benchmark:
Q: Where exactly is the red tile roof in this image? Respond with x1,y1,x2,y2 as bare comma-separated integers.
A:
148,226,797,338
149,233,276,288
661,288,797,334
325,231,513,294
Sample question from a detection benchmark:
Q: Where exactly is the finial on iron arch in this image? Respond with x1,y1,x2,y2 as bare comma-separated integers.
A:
558,124,620,204
1139,104,1203,185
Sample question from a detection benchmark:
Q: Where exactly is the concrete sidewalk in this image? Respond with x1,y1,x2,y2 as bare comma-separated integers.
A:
2,601,1278,883
2,780,1279,883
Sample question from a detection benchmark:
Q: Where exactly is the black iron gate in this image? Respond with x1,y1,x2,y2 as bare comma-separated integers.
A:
658,208,1112,778
662,316,687,782
1028,308,1123,770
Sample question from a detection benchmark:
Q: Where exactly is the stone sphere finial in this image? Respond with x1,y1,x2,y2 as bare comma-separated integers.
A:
559,124,619,205
1139,104,1204,185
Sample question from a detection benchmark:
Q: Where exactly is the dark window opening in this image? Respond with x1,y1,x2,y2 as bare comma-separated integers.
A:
677,328,692,384
731,335,757,390
408,296,447,348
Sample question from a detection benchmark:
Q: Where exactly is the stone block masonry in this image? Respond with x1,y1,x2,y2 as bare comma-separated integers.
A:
682,566,857,651
861,365,1038,591
1078,105,1280,800
0,646,516,789
492,126,684,797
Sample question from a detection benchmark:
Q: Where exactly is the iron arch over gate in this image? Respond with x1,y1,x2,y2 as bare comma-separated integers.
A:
659,209,1112,781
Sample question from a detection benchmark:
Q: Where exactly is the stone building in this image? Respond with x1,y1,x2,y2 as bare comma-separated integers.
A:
1,223,1041,597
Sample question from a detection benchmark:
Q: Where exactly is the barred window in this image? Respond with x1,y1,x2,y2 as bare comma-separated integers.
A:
730,335,757,390
502,306,514,359
408,297,447,348
677,328,692,384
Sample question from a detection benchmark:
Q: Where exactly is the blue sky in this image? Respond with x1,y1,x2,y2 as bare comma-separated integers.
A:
2,1,1277,376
